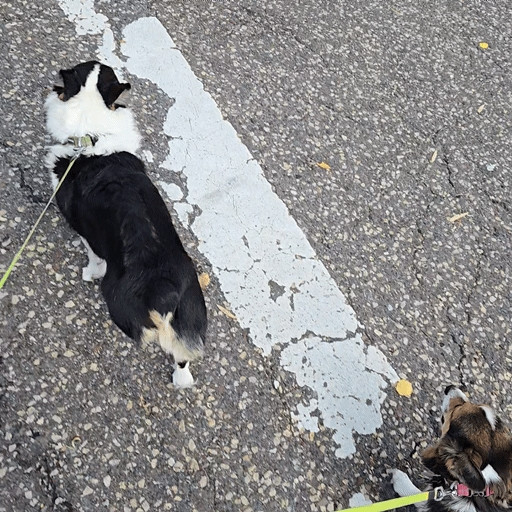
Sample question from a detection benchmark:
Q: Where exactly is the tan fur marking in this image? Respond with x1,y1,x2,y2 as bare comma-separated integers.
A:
148,310,201,362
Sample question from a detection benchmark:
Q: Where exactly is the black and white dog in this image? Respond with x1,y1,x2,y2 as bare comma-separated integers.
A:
45,61,207,387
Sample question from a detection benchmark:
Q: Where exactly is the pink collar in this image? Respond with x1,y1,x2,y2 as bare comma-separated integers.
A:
454,483,494,498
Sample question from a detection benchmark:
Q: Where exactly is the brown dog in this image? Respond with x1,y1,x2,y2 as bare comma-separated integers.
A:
392,385,512,512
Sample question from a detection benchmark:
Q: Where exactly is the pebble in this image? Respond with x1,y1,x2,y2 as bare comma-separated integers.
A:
82,486,94,497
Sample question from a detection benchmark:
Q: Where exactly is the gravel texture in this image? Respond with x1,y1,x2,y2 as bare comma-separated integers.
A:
1,0,511,511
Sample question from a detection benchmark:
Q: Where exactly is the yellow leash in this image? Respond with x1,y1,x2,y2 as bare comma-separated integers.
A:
335,491,432,512
335,485,451,512
0,155,79,289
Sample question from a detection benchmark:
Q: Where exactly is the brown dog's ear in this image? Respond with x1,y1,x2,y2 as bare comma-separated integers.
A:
422,443,486,492
446,449,486,491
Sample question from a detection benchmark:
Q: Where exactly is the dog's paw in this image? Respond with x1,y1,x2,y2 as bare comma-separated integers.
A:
391,469,420,497
82,266,95,282
391,469,407,485
82,261,106,282
173,363,195,388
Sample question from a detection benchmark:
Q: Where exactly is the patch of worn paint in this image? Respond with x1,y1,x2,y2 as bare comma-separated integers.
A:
158,182,183,202
58,0,108,35
281,336,398,457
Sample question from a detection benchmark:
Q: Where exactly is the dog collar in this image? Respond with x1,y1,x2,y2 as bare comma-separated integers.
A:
452,482,493,498
67,135,97,149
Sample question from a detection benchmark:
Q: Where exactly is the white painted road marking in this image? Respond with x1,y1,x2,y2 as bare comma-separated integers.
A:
57,3,398,457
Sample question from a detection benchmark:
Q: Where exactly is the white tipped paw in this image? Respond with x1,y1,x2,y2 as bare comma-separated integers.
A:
173,363,195,388
82,267,94,282
82,261,106,282
391,469,407,485
391,469,421,497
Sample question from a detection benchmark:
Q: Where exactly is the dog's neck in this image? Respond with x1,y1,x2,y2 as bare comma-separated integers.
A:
66,135,98,149
44,91,142,159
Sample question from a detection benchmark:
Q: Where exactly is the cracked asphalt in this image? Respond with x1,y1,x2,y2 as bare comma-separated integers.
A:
1,0,512,511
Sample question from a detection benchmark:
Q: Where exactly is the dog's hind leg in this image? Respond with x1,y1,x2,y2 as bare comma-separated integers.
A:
81,237,107,281
147,310,200,388
172,361,195,388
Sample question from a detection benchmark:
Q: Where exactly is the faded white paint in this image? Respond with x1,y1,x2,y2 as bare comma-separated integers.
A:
57,0,108,35
281,336,397,457
55,5,399,458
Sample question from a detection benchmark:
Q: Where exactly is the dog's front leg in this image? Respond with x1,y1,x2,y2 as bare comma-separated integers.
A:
81,237,107,281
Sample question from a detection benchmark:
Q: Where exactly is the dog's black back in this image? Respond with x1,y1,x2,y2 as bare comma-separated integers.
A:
53,152,207,347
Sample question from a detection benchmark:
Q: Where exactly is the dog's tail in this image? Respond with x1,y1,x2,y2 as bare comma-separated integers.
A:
147,310,204,362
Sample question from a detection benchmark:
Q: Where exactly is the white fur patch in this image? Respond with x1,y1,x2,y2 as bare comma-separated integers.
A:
449,497,477,512
82,260,107,282
81,237,106,281
45,63,141,175
173,362,195,388
442,387,468,413
480,406,497,430
482,464,502,484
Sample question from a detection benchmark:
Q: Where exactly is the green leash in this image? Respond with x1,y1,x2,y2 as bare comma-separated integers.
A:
335,488,444,512
0,155,79,289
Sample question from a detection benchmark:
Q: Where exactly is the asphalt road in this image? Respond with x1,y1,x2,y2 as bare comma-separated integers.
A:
1,0,512,511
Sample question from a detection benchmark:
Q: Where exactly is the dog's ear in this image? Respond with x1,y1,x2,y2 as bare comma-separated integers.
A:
422,442,486,491
446,449,486,491
59,69,82,100
102,82,131,107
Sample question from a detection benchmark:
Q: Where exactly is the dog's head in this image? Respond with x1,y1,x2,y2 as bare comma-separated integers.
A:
422,386,512,501
53,60,130,108
45,61,140,151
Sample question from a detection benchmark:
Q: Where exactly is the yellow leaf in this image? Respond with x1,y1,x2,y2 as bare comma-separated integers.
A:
479,42,489,49
429,149,438,163
396,379,413,397
448,212,469,223
217,304,237,320
477,104,485,114
316,161,331,171
198,272,210,290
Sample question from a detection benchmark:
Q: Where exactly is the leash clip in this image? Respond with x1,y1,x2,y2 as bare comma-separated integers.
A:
433,487,445,501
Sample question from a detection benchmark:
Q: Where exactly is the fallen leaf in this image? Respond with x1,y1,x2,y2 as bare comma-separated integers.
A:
217,304,237,320
316,161,331,171
429,149,438,163
477,104,485,114
479,42,489,49
396,379,413,397
198,272,210,290
448,212,469,223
